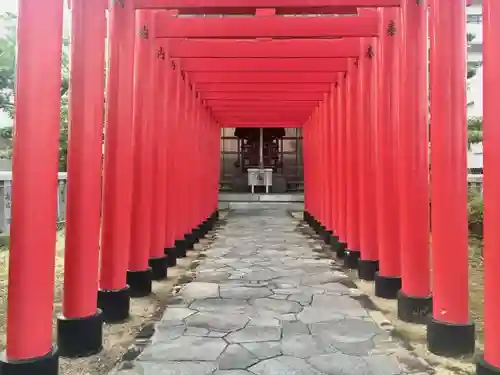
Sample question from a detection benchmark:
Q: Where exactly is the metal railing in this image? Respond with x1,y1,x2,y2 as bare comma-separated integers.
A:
0,171,68,234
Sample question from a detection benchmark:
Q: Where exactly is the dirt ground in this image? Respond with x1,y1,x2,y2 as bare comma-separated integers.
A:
0,229,214,375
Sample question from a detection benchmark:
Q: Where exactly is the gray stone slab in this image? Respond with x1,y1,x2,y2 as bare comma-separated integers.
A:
219,344,260,370
249,356,325,375
220,285,272,299
250,298,302,314
181,282,220,299
186,312,249,332
242,342,282,360
139,336,227,362
226,326,282,343
281,334,330,358
133,361,217,375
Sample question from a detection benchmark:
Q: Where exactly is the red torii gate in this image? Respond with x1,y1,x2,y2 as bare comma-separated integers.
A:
1,2,499,375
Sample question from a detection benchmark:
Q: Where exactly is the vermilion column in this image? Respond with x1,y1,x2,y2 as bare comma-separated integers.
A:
173,69,189,257
98,0,135,323
303,117,312,225
344,58,361,269
318,102,327,234
335,72,348,258
427,0,475,356
328,85,339,246
127,10,154,298
0,0,63,371
181,77,196,250
358,37,379,281
57,0,106,358
478,2,500,374
397,0,432,324
374,7,402,299
149,38,169,280
164,61,178,265
323,94,334,244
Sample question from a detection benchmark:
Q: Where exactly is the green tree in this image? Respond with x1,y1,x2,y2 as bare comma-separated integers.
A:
0,12,70,170
466,33,483,147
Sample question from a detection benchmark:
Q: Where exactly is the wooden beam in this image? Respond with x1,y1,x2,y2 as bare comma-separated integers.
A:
171,6,359,14
169,39,360,58
155,13,379,38
180,58,348,72
189,71,339,83
201,92,325,100
134,0,401,9
220,123,303,128
196,83,332,92
205,99,319,107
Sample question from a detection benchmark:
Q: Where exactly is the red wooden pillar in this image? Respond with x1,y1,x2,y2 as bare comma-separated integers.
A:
57,0,106,358
303,114,312,224
344,58,361,269
427,0,475,356
314,108,321,230
0,0,63,371
149,37,169,280
358,37,379,281
335,72,348,258
98,0,135,323
127,10,155,298
374,7,402,299
164,61,178,264
397,0,432,324
318,102,327,233
173,68,187,257
328,84,339,246
323,94,334,244
181,77,196,250
478,2,500,373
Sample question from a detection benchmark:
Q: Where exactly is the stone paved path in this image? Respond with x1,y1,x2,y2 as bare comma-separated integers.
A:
115,209,420,375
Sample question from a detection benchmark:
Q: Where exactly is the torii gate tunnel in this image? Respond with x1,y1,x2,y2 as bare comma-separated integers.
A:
1,1,499,374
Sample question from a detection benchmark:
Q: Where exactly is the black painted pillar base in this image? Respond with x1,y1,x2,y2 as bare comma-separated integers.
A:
329,233,339,247
427,318,475,357
57,311,103,358
358,260,379,281
192,226,203,243
335,241,347,259
343,250,360,269
175,239,187,258
206,217,215,231
0,348,58,375
184,233,195,251
149,256,168,280
126,269,152,298
374,273,401,299
97,287,130,323
321,230,332,245
303,211,310,224
397,291,432,324
164,247,177,267
477,357,500,375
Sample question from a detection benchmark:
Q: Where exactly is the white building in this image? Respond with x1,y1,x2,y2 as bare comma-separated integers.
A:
467,0,484,172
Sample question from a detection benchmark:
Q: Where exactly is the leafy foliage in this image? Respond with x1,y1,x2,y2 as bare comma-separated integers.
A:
468,116,483,148
466,33,483,146
0,12,70,170
468,187,483,238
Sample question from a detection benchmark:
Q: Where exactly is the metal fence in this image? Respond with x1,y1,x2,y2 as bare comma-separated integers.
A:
0,171,68,234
